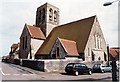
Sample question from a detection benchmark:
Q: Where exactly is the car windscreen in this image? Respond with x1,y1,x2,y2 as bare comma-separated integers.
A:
67,64,74,67
93,64,100,68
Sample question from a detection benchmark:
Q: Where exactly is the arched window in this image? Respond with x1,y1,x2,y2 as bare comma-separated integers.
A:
92,51,95,61
49,8,53,21
54,10,57,22
104,52,107,61
94,33,101,49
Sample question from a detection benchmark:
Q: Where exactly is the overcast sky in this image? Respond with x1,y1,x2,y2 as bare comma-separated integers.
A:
0,0,118,57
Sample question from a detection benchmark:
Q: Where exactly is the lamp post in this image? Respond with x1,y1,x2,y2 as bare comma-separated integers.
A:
103,0,120,6
103,0,119,81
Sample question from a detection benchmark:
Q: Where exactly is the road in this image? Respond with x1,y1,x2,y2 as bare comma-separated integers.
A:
0,62,112,81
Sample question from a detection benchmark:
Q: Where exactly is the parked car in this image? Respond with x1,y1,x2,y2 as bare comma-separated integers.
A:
65,63,92,76
92,64,112,73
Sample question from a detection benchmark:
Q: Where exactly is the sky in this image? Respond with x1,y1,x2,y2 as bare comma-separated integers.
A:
0,0,119,57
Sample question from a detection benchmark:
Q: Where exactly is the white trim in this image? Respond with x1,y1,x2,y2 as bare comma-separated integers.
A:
57,37,68,53
26,24,32,36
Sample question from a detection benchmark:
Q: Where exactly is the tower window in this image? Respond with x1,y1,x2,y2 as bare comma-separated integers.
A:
41,8,45,23
39,10,41,23
49,8,53,21
54,11,57,22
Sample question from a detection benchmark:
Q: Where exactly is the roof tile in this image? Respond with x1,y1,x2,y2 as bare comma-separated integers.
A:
59,38,79,56
27,25,46,39
109,48,119,57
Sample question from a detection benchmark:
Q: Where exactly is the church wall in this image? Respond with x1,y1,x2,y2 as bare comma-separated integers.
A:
50,38,66,59
84,18,107,62
20,25,31,59
31,39,44,59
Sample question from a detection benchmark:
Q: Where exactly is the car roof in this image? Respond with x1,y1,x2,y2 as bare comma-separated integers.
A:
67,63,85,65
94,64,107,66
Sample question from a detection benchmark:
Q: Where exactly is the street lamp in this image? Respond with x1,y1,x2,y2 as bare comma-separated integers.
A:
103,0,120,6
103,0,119,81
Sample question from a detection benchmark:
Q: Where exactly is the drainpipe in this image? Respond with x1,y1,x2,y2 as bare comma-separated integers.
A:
107,44,110,66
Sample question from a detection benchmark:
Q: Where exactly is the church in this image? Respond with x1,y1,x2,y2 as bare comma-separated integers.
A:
19,3,108,62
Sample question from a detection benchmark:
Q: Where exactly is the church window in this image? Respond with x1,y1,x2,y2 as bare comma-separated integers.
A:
92,51,95,61
94,33,101,49
56,47,59,58
88,48,90,56
54,11,57,22
25,36,27,49
98,36,101,49
22,37,24,49
49,8,53,21
104,52,107,61
41,8,45,23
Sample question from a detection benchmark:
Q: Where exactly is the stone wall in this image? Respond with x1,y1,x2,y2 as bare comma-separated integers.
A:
21,58,82,72
43,58,82,72
22,59,44,71
84,17,107,62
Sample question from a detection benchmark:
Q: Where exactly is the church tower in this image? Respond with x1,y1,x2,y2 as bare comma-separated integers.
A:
35,3,59,37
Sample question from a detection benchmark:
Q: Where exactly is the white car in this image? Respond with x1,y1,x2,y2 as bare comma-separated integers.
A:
92,64,112,73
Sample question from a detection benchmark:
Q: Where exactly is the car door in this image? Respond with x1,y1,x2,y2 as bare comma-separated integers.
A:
82,64,88,73
105,65,111,72
80,64,88,73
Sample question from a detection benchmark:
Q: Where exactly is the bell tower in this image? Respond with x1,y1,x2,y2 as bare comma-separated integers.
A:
35,3,59,37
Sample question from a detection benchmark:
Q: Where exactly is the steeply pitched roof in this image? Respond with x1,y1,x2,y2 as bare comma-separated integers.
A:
11,44,18,48
109,48,119,58
36,15,96,55
11,43,19,52
59,38,79,56
27,25,46,40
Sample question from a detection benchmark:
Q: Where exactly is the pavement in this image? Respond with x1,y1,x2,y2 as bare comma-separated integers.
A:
1,62,113,81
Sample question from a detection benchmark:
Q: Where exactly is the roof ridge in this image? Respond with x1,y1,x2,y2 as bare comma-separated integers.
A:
59,38,76,43
53,15,96,29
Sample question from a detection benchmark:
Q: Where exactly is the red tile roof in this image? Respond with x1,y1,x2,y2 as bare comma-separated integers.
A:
59,38,79,56
109,48,119,57
27,25,46,40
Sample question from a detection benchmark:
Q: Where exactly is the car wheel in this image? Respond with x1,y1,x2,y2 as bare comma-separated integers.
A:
88,70,92,75
75,71,79,76
101,70,104,73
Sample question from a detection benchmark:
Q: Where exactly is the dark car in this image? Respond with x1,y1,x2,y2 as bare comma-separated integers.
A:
92,64,112,73
65,63,92,76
